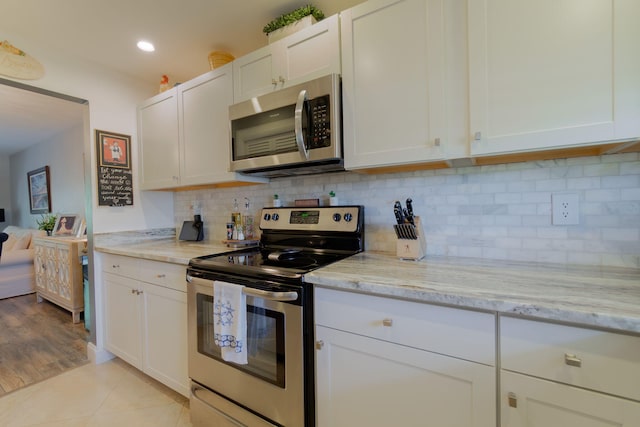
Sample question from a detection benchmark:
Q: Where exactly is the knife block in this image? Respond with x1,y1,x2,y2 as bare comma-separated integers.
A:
395,216,426,261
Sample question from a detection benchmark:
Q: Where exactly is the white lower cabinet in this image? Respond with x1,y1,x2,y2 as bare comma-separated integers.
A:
102,254,189,397
314,287,496,427
500,316,640,427
501,371,640,427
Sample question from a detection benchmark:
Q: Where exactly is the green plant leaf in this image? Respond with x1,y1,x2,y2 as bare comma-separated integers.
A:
263,4,325,35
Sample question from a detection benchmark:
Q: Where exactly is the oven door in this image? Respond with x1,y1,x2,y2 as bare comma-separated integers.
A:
187,275,304,427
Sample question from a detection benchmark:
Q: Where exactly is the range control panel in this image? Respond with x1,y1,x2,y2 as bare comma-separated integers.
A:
260,206,363,233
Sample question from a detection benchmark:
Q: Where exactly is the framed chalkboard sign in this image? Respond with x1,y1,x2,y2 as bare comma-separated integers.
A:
96,130,134,206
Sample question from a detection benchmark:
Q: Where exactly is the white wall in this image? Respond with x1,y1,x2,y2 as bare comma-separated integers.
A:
175,153,640,268
10,125,85,228
0,31,174,233
0,155,10,225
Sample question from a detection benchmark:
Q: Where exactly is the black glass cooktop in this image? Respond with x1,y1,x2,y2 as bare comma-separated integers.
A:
187,247,353,282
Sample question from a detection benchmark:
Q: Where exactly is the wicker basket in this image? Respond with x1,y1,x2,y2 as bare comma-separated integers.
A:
208,51,234,69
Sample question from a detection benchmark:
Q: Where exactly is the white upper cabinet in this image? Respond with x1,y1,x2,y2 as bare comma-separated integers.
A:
138,64,266,190
468,0,640,158
138,88,180,189
233,14,341,103
341,0,468,172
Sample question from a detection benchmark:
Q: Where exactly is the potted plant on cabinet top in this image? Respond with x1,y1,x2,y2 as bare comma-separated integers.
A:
36,213,57,236
263,4,325,44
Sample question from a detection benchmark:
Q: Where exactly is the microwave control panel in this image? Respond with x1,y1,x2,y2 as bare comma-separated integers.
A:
308,95,331,149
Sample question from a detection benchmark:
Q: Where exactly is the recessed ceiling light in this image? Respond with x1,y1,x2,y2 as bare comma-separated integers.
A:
137,40,155,52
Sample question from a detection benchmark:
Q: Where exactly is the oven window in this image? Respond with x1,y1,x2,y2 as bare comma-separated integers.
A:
196,294,285,387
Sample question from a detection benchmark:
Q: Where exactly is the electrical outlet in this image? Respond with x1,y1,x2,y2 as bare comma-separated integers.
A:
552,193,579,225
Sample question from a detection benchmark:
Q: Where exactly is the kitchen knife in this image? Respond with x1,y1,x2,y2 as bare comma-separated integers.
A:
393,201,404,225
405,198,415,225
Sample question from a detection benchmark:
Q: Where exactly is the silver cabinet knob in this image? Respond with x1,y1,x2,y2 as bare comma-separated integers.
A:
564,353,582,367
508,392,517,408
278,75,285,84
315,340,324,350
382,318,393,327
272,78,278,85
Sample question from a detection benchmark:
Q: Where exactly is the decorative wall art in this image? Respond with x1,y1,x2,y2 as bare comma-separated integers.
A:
27,166,51,214
95,129,134,207
0,40,45,80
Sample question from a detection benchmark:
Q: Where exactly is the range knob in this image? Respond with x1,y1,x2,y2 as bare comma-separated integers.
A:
332,213,342,222
344,213,353,222
263,213,271,221
272,213,280,221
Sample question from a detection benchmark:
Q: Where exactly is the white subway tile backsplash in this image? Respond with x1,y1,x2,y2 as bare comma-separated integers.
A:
584,163,620,177
175,154,639,268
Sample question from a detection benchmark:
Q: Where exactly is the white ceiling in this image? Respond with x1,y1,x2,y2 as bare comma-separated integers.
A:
0,0,364,156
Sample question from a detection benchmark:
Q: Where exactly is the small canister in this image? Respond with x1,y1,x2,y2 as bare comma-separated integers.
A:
226,222,234,240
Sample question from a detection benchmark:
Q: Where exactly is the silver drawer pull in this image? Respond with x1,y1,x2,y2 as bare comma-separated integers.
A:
316,340,324,350
382,318,393,327
565,353,582,367
156,274,166,278
508,392,517,408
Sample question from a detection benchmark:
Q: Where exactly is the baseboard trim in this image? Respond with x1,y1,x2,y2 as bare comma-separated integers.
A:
87,342,115,364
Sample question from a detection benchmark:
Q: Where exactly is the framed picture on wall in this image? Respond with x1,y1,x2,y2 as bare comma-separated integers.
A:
27,166,51,214
96,129,131,169
52,213,81,237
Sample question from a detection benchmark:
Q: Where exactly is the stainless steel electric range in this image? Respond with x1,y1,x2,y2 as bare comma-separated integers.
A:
186,205,364,427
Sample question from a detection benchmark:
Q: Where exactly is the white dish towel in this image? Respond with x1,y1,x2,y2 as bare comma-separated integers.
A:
213,280,248,364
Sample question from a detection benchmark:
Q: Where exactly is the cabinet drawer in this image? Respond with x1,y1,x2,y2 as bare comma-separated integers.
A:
501,316,640,401
101,253,140,278
137,259,186,292
315,287,495,365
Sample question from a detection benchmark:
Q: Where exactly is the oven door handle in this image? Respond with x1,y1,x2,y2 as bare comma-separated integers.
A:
187,275,299,302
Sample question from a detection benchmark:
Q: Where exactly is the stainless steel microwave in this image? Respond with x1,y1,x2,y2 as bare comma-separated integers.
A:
229,74,343,177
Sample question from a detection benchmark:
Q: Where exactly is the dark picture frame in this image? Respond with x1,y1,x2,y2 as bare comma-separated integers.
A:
27,166,51,214
96,129,131,169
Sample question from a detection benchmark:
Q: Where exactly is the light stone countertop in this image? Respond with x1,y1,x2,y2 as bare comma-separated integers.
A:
94,231,238,265
306,252,640,335
94,231,640,334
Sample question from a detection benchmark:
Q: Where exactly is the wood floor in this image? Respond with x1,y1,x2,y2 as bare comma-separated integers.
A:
0,293,89,397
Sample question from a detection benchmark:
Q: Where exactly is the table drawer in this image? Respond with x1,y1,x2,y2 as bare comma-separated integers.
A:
315,287,495,365
137,259,186,292
501,316,640,401
101,253,139,278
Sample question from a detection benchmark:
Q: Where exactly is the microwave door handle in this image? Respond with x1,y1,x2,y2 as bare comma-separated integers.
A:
294,89,310,160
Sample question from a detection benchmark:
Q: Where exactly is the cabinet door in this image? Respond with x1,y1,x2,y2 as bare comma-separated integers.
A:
233,45,276,102
233,14,341,103
316,325,495,427
468,0,640,157
179,65,234,186
138,88,180,189
502,371,640,427
103,273,143,369
342,0,455,171
141,282,189,397
34,244,47,293
277,14,340,88
54,243,72,303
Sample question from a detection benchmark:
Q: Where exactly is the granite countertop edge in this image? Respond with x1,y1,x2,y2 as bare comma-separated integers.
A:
93,232,640,335
306,252,640,335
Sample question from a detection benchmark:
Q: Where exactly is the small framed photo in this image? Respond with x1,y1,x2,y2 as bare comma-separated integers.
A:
96,129,131,169
76,219,87,238
27,166,51,214
53,214,81,237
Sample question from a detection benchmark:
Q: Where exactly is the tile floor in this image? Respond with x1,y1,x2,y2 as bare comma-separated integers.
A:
0,358,192,427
